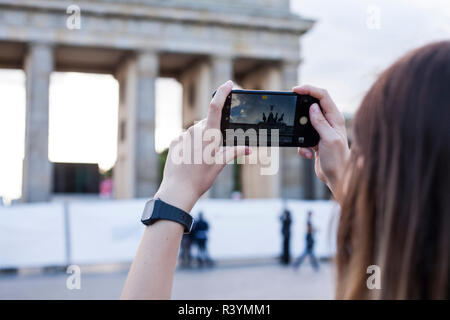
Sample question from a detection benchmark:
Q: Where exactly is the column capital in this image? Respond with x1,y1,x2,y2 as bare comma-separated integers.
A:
25,42,54,71
135,50,159,76
210,54,234,62
27,41,55,49
281,58,301,68
136,49,159,57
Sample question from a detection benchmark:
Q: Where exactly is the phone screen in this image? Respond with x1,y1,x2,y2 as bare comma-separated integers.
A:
229,92,297,137
221,90,320,147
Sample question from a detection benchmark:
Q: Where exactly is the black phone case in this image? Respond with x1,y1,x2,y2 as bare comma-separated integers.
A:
219,89,320,148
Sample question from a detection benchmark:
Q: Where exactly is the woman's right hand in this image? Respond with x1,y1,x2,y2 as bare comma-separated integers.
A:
293,85,350,195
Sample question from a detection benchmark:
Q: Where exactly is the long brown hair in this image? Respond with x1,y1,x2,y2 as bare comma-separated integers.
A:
336,41,450,299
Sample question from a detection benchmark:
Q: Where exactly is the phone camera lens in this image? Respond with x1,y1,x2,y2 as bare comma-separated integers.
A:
299,116,308,125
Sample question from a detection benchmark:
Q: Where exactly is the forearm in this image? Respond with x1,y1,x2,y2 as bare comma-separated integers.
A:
121,80,239,299
121,188,196,300
120,220,184,299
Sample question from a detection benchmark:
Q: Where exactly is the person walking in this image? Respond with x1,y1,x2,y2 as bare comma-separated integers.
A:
179,233,193,268
293,211,319,271
280,208,292,265
192,212,213,267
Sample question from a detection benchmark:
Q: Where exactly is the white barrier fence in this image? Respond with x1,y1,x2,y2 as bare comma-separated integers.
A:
0,203,67,268
0,199,340,269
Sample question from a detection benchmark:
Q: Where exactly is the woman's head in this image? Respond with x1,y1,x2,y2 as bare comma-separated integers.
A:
337,41,450,299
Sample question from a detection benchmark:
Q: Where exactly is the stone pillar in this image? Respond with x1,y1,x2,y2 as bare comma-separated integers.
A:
179,59,211,128
22,43,53,202
209,55,234,198
239,64,282,198
279,60,303,198
280,60,326,199
114,51,159,199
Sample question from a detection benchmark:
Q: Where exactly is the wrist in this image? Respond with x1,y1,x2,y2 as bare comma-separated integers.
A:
325,172,340,195
326,148,350,196
154,184,199,214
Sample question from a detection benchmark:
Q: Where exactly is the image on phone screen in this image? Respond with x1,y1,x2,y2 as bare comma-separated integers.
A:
229,92,297,144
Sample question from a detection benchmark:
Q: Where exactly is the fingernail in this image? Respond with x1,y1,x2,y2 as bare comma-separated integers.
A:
306,150,312,159
226,80,233,86
311,103,319,113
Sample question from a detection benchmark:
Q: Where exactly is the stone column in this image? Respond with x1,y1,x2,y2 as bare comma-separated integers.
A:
281,59,325,199
22,43,53,202
114,51,159,199
179,59,211,128
209,55,234,198
239,64,282,198
279,60,303,198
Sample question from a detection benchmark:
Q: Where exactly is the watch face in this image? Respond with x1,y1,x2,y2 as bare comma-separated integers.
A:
141,199,156,222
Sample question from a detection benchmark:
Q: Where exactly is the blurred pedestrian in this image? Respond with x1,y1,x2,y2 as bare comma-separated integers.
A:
231,191,242,200
179,233,193,268
100,169,113,199
192,212,213,267
280,208,292,265
100,178,113,199
293,211,319,271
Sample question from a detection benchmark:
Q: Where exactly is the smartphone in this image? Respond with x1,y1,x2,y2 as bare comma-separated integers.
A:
220,89,320,147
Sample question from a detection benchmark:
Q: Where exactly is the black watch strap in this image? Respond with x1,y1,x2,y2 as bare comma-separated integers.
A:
141,198,194,234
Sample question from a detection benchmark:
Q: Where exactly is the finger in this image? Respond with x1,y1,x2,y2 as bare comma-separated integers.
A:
298,147,314,159
207,80,233,129
198,118,207,127
293,85,344,128
187,118,206,134
309,103,336,142
218,146,251,165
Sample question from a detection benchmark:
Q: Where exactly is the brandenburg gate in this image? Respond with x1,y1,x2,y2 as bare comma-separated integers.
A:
0,0,328,202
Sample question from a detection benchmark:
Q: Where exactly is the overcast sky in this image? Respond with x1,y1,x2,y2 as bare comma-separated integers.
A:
291,0,450,114
0,0,449,201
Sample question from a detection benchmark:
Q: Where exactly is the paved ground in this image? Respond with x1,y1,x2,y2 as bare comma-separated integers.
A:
0,262,335,300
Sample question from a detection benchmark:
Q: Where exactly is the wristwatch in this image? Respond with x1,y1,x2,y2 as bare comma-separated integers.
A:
141,198,194,234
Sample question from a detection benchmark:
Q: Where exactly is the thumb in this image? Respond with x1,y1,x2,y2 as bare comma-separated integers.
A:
309,103,335,141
